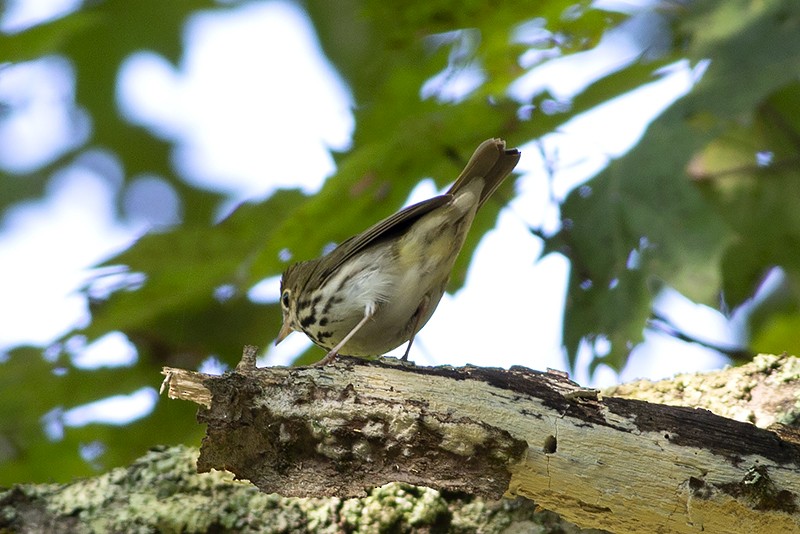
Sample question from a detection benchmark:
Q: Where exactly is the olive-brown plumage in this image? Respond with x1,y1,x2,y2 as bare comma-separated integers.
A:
277,138,521,365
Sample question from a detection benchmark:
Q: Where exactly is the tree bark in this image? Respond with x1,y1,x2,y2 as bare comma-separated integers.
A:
160,350,800,534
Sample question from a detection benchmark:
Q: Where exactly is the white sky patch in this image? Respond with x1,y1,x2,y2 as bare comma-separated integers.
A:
0,57,90,172
70,331,138,369
261,330,313,367
248,274,282,304
0,0,82,32
0,167,136,350
62,387,158,427
620,330,729,384
197,355,228,375
510,9,668,102
41,387,159,441
116,0,354,201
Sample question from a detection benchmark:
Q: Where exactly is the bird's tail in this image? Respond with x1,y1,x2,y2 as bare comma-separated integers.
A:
447,138,521,208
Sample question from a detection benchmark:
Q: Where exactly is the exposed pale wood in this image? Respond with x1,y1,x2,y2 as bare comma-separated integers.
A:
161,353,800,534
160,367,211,407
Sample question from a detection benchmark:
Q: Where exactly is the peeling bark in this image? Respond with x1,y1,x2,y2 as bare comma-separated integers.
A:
161,351,800,534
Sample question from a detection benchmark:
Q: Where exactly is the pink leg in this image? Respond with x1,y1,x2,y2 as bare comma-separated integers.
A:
314,302,375,366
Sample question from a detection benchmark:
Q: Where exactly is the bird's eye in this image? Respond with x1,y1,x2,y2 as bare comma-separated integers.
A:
281,290,291,308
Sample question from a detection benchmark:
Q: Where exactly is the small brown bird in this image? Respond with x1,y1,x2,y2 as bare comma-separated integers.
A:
276,138,521,365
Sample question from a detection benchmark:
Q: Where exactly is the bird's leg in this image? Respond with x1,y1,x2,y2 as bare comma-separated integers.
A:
315,302,376,366
401,294,431,361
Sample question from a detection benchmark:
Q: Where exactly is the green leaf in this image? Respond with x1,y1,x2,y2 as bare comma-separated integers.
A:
84,189,306,364
0,11,100,63
0,346,202,485
553,0,800,370
752,312,800,357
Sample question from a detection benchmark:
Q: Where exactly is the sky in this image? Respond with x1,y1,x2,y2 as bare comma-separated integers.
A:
0,1,739,428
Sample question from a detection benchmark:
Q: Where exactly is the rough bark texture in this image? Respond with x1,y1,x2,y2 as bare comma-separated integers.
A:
160,351,800,534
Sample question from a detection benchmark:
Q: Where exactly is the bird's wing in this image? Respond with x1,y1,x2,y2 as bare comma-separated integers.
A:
310,194,452,287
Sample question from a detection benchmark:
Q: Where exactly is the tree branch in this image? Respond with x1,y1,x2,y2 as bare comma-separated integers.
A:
161,351,800,534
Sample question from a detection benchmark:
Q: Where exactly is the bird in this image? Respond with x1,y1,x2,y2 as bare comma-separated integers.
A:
276,138,521,365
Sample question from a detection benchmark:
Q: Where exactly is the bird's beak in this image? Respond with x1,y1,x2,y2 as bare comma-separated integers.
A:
275,321,294,345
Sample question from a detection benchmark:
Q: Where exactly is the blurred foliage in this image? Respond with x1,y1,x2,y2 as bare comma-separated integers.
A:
554,0,800,371
1,0,800,483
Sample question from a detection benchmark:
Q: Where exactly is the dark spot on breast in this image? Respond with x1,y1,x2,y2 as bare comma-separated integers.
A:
300,313,317,329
